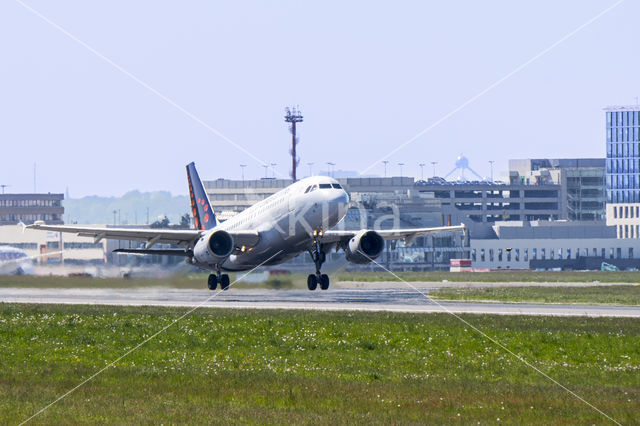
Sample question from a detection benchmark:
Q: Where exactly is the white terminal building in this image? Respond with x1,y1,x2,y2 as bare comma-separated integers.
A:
470,221,639,270
0,193,106,265
0,225,106,265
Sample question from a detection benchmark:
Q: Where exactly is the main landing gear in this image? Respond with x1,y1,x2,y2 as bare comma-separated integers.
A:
208,265,230,291
307,237,330,291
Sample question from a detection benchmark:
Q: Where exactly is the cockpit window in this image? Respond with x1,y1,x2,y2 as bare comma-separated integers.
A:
304,186,312,193
331,183,342,189
319,183,332,189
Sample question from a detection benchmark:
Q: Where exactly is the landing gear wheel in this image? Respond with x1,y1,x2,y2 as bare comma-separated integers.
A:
319,274,330,290
220,274,230,291
307,274,318,291
207,274,218,290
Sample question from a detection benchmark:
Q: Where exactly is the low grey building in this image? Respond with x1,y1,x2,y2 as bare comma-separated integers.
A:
0,193,64,225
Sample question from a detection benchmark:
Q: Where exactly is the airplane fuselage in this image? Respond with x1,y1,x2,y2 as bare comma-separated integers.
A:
197,176,349,271
0,246,33,275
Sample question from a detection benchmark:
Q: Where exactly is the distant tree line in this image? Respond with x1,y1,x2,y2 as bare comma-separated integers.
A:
150,213,191,229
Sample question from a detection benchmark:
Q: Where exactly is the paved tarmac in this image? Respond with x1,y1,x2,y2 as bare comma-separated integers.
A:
1,286,640,317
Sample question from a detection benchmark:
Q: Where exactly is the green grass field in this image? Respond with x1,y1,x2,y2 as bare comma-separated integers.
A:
3,269,640,291
430,285,640,306
1,304,638,424
337,270,640,283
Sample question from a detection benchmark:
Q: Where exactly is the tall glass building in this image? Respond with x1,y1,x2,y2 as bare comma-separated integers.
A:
605,105,640,238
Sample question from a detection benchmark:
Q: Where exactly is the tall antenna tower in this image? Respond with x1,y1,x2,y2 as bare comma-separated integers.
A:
284,106,303,182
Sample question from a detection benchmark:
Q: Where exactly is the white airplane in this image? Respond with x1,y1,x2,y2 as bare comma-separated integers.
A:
28,162,465,290
0,245,66,275
0,246,35,275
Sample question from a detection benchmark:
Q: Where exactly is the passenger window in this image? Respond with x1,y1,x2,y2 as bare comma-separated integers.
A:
319,183,332,189
332,183,342,189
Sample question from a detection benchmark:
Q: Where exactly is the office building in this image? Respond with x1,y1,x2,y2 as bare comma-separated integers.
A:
204,178,290,221
509,158,606,221
604,105,640,238
0,193,64,225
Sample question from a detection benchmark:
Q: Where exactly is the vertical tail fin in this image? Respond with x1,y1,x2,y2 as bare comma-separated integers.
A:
186,162,217,230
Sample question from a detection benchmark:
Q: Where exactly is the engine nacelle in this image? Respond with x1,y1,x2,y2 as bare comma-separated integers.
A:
345,230,385,264
193,230,234,265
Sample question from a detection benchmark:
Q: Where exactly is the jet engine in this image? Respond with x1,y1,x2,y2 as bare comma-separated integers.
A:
193,230,234,264
345,230,385,264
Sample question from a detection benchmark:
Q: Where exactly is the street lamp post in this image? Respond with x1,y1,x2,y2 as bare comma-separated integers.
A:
419,163,425,181
398,162,405,178
240,164,247,183
431,161,438,177
382,160,389,177
489,160,495,182
326,162,336,177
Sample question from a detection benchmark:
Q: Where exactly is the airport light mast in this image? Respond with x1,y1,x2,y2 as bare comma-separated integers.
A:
239,164,246,183
382,160,389,177
285,106,303,182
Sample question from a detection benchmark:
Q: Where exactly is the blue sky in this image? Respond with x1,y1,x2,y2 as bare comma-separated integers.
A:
1,0,637,196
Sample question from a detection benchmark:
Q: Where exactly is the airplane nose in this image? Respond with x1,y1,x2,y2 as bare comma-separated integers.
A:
338,191,349,204
333,191,349,216
331,190,348,205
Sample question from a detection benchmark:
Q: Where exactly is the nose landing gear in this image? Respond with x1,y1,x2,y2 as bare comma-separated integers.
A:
307,237,330,291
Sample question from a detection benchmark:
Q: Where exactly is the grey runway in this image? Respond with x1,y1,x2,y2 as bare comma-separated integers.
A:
1,286,640,317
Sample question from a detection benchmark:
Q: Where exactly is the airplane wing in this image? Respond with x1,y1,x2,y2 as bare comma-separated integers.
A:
25,223,261,251
320,224,466,245
26,223,201,248
25,164,263,259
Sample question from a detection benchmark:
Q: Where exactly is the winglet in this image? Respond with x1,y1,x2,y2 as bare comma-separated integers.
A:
186,162,217,230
